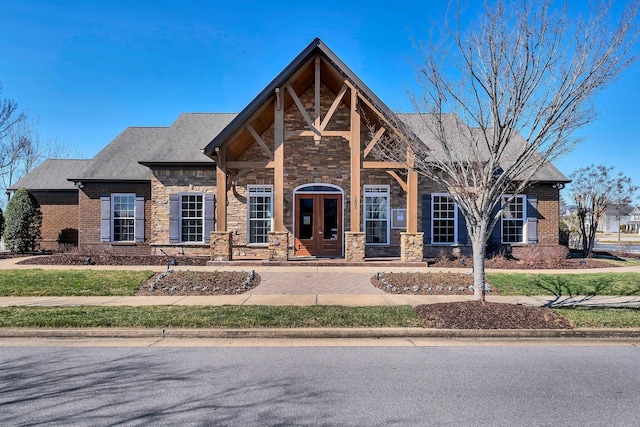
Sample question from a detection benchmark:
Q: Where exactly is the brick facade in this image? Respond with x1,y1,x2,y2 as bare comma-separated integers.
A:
32,191,78,250
77,182,152,255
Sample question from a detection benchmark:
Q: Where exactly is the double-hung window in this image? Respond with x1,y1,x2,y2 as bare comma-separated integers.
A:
432,194,457,244
101,194,144,243
181,194,204,242
502,195,526,243
112,194,135,242
248,185,273,244
364,185,390,245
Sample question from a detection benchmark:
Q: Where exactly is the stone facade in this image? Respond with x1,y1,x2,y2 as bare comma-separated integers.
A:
400,232,424,262
344,232,365,262
149,167,216,257
210,231,233,260
268,231,289,261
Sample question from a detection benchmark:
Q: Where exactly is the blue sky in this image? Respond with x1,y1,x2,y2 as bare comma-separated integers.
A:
1,0,639,199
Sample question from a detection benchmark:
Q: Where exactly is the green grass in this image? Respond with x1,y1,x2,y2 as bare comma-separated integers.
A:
0,305,424,328
487,272,640,296
593,258,640,267
553,307,640,328
0,270,155,296
1,305,638,329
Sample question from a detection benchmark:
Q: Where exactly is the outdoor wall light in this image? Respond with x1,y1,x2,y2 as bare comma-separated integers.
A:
75,181,85,189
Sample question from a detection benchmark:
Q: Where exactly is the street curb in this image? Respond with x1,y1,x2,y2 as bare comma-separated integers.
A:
2,327,640,339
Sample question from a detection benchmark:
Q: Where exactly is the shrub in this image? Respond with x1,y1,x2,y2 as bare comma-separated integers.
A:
4,188,42,253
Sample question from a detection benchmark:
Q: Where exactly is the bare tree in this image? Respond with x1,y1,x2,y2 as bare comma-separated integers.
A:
371,0,639,300
0,83,26,142
0,83,77,207
569,165,637,256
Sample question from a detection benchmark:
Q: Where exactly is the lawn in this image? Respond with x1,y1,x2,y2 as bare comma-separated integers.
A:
0,305,638,328
553,307,640,328
488,272,640,296
0,305,424,328
0,270,154,296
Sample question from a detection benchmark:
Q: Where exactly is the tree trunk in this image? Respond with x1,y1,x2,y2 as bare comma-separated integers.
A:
471,235,487,301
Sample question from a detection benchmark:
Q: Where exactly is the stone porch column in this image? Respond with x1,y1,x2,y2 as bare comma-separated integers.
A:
401,232,424,262
210,231,233,261
345,232,365,262
269,231,289,262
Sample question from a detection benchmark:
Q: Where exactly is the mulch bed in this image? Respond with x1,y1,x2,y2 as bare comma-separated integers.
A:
370,272,498,295
18,254,210,266
135,270,260,296
415,301,574,329
428,256,613,269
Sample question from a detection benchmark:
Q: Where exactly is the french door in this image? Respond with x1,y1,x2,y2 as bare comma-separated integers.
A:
294,193,342,256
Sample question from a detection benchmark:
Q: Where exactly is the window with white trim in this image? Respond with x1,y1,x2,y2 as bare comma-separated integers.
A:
112,194,135,242
248,185,273,244
181,194,204,242
432,194,457,244
364,185,390,244
502,195,526,243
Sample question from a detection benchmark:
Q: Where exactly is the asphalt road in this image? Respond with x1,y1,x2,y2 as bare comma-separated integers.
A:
595,242,640,254
2,345,640,426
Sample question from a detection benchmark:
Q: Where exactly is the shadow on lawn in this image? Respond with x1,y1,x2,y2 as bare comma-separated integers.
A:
534,275,640,307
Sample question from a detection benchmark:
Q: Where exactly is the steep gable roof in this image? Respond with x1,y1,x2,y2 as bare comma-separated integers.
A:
9,159,90,191
203,38,397,156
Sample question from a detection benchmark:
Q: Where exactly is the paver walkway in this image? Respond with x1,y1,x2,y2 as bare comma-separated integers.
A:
248,272,384,295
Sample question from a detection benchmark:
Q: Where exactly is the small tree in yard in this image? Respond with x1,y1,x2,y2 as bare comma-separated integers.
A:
4,187,42,253
371,0,639,300
569,165,637,257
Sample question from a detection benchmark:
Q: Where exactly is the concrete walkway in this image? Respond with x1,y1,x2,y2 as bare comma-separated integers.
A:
1,256,640,308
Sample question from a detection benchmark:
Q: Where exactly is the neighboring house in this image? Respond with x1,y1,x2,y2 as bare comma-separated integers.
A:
596,204,634,233
9,38,570,261
628,207,640,234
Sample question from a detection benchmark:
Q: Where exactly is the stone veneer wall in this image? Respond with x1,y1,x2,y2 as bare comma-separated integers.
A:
400,232,424,262
150,167,216,257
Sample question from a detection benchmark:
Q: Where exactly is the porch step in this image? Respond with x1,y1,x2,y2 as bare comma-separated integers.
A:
207,258,427,268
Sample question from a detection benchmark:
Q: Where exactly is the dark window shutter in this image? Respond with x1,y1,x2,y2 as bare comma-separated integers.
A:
457,206,468,244
421,194,432,244
169,194,180,243
203,194,215,243
135,195,145,243
100,196,111,242
491,200,502,244
527,195,538,244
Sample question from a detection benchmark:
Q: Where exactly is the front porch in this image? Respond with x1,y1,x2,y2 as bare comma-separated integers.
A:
209,230,425,263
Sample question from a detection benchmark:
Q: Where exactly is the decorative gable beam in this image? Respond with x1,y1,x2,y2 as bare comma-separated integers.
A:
286,84,321,137
246,124,273,160
387,171,408,192
363,161,406,169
364,126,386,158
320,83,348,132
314,57,321,145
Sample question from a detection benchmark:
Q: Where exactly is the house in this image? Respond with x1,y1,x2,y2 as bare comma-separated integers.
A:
596,204,634,234
628,207,640,234
10,38,570,261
